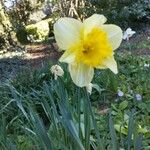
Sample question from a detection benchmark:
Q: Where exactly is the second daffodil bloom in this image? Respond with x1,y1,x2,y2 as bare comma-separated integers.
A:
54,14,123,87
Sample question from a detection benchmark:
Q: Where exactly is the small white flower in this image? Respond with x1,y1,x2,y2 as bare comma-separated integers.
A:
50,65,64,80
117,90,124,97
135,94,142,101
123,28,136,41
144,63,150,67
86,83,93,95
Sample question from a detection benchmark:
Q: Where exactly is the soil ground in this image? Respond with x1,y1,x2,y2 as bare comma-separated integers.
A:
0,43,62,81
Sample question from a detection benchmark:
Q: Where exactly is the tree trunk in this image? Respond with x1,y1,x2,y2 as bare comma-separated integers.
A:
0,0,17,50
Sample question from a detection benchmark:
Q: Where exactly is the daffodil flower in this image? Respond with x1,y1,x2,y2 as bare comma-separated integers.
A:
54,14,122,87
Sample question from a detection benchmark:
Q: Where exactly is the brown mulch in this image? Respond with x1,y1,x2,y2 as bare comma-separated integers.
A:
132,49,150,56
25,43,62,68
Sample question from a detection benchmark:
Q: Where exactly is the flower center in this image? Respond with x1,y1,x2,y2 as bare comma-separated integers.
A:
70,27,113,67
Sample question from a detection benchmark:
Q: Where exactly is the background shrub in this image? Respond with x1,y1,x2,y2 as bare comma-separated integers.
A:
16,18,52,44
85,0,150,28
16,27,29,44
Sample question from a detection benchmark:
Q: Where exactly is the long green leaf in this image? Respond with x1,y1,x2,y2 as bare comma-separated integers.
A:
29,108,52,150
84,89,104,150
127,110,135,150
109,111,119,150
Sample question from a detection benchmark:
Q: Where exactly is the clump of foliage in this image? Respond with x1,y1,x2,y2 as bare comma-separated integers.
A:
46,0,150,29
16,18,52,44
7,0,46,26
26,18,52,42
85,0,150,27
0,34,6,49
16,27,29,44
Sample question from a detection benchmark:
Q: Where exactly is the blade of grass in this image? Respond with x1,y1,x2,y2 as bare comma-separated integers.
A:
9,85,29,120
29,108,52,150
109,111,119,150
44,81,84,149
135,134,143,150
127,110,135,150
59,100,85,150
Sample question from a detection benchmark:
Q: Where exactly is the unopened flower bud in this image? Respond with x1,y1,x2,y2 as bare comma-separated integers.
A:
50,65,64,80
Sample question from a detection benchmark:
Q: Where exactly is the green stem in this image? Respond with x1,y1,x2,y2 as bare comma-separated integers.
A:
83,88,91,150
84,88,104,150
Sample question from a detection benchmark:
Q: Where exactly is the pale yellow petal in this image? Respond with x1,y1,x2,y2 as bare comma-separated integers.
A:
103,57,118,74
83,14,107,35
100,24,123,50
69,63,94,87
54,18,82,50
59,49,75,64
96,56,118,74
96,64,106,69
86,83,93,95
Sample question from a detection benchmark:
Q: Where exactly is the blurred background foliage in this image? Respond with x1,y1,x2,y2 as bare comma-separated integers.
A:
86,0,150,26
0,0,149,50
0,0,150,149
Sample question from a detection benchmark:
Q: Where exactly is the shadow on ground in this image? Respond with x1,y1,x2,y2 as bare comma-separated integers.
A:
0,44,62,81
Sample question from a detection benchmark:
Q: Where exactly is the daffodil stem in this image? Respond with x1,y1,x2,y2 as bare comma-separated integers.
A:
83,88,91,150
83,88,104,150
77,88,82,139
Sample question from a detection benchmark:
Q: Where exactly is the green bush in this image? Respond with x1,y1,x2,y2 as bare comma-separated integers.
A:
129,0,150,20
85,0,150,28
16,27,29,44
0,34,5,49
0,25,6,49
16,18,52,44
26,18,52,42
